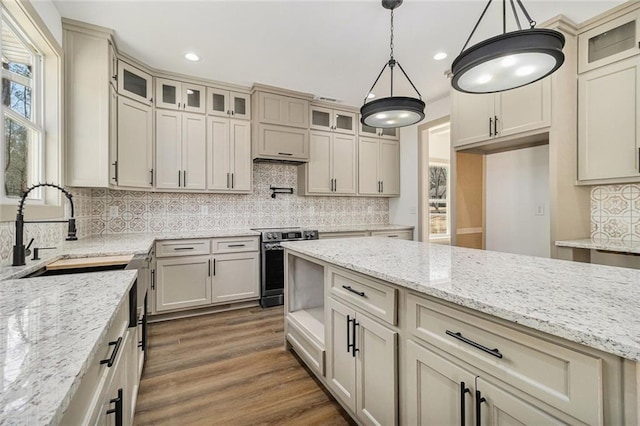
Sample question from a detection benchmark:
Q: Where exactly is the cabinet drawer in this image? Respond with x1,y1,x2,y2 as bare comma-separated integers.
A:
319,231,369,239
211,236,259,253
328,266,397,325
156,239,210,257
286,317,325,376
406,293,603,425
370,230,413,240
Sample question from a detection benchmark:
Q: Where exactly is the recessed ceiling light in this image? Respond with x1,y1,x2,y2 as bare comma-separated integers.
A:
367,93,376,99
433,52,447,61
184,52,200,62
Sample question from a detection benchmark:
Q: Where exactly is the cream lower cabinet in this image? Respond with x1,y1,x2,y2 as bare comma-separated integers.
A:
358,137,400,196
578,56,640,183
207,117,252,192
326,297,397,426
117,96,153,188
299,130,357,195
155,255,212,312
212,252,260,303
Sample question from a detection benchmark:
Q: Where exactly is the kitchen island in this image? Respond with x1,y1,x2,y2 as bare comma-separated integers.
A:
282,237,640,425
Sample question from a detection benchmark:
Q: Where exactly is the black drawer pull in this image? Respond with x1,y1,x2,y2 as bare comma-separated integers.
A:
278,152,293,156
106,388,123,426
227,244,245,247
100,336,123,367
342,285,365,297
173,247,194,250
446,330,503,359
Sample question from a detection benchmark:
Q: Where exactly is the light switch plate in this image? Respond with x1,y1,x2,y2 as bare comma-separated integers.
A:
535,204,545,216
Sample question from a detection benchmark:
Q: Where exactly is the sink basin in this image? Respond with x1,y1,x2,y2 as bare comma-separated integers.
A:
24,264,127,278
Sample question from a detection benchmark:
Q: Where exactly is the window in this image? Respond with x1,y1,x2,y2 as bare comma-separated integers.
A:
1,8,42,201
429,164,449,238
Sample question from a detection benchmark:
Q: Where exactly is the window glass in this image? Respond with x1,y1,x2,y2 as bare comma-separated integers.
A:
429,165,449,237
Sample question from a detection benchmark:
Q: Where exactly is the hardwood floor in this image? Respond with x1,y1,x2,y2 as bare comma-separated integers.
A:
134,306,354,426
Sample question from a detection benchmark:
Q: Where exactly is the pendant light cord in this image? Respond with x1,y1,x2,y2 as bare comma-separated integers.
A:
390,8,395,60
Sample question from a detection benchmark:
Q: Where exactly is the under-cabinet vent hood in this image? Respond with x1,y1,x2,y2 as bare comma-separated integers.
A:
253,157,308,165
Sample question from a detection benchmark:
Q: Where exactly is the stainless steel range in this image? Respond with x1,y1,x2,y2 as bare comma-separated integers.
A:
253,227,318,307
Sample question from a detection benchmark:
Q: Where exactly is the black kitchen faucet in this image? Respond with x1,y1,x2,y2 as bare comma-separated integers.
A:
12,183,77,267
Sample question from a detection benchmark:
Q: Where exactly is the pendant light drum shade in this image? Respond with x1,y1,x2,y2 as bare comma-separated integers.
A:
361,96,425,128
452,28,565,94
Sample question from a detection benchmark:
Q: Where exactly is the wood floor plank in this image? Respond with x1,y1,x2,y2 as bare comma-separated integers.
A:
135,306,354,425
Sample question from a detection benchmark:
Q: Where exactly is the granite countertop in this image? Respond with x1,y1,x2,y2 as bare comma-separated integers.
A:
282,238,640,362
0,270,138,426
555,238,640,255
316,224,414,233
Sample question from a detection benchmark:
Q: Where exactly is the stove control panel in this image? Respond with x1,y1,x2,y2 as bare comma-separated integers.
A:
302,230,319,240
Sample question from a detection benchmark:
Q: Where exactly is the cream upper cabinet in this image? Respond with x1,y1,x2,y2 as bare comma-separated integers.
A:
579,8,640,73
257,92,309,128
117,96,153,188
578,56,640,182
254,124,309,161
358,137,400,197
155,111,206,190
452,79,551,148
359,121,400,140
109,42,117,88
207,88,251,120
155,255,212,312
212,252,260,303
310,105,356,135
207,117,252,192
301,131,357,195
117,60,153,105
155,78,206,114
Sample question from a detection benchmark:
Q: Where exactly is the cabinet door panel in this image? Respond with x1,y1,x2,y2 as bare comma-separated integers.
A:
332,134,357,194
358,137,380,195
498,79,551,137
207,117,231,190
118,61,152,105
231,91,251,120
183,83,206,114
477,378,566,426
452,91,495,147
334,111,356,135
207,87,229,117
326,298,356,412
156,78,181,110
257,124,309,160
156,256,211,312
287,98,309,127
380,140,400,196
118,97,153,188
310,106,333,132
356,313,398,426
155,110,181,189
230,119,252,191
182,114,206,190
578,57,640,181
405,340,476,426
212,252,259,303
308,131,333,193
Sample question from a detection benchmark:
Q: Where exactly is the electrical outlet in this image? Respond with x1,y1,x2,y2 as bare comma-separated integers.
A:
535,204,545,216
201,205,209,215
109,206,119,217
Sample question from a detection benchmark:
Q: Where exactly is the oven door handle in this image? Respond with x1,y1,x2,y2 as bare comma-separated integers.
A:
263,244,285,251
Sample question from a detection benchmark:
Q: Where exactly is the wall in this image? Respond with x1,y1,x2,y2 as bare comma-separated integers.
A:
485,145,550,258
389,96,451,238
591,184,640,243
29,0,62,45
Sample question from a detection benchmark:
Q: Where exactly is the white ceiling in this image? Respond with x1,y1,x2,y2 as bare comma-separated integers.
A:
52,0,623,107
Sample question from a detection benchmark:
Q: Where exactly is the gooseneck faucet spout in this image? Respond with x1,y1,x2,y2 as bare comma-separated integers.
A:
12,183,77,267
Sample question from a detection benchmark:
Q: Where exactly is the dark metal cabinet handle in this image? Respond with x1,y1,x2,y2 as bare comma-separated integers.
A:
208,259,211,277
213,258,216,276
184,170,187,187
106,388,123,426
346,315,353,353
278,152,293,156
446,330,503,358
460,382,471,426
151,269,155,290
475,390,486,426
342,285,366,297
494,115,499,135
100,336,123,367
178,170,181,187
489,117,493,136
231,110,235,116
231,173,234,188
351,319,359,357
381,181,384,193
226,172,230,189
173,247,194,251
178,102,181,108
334,178,337,191
638,147,640,172
228,244,245,247
149,169,154,186
111,161,118,182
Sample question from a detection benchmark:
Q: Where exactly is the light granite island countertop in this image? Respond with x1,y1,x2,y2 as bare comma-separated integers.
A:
0,270,137,426
282,237,640,362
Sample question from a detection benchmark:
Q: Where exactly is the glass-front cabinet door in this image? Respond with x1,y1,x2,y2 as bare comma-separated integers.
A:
207,88,250,120
579,9,640,73
310,106,333,132
182,83,206,114
359,118,400,140
156,78,180,110
117,60,152,105
311,106,356,134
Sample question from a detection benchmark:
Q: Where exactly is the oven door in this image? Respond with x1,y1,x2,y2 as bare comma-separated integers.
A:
262,243,285,296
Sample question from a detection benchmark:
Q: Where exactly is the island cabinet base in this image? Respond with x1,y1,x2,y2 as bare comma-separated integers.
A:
283,249,640,426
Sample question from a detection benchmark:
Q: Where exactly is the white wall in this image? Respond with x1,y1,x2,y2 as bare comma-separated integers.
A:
389,96,450,239
485,145,550,258
30,0,62,45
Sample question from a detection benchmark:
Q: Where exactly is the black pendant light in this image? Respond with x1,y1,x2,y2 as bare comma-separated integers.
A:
361,0,425,129
451,0,565,94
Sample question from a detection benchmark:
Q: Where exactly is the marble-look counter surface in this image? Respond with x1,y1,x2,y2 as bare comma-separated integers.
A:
316,224,414,233
0,270,137,426
556,238,640,255
282,238,640,362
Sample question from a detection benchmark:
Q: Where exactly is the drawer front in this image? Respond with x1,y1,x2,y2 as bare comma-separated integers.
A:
406,293,603,425
329,266,397,325
370,230,413,240
318,231,369,239
286,318,325,376
211,236,259,253
156,239,210,257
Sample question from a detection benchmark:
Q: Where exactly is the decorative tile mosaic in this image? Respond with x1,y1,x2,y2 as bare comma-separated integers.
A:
591,184,640,242
0,163,389,264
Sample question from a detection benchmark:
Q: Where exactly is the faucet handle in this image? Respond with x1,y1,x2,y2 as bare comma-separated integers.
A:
33,247,56,261
25,238,34,257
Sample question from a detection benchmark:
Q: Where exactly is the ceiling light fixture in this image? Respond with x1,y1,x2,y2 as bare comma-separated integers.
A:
433,52,448,61
360,0,425,129
184,52,200,62
451,0,565,94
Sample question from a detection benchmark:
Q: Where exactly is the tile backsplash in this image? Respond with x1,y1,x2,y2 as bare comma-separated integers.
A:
0,163,389,264
591,184,640,242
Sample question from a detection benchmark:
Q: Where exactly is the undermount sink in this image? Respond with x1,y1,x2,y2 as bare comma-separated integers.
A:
24,263,127,278
22,254,134,278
